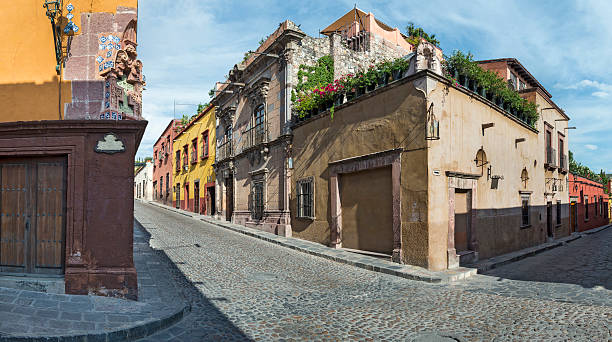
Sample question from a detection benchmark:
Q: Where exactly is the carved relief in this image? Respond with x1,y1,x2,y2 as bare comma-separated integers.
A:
247,78,271,109
98,19,144,121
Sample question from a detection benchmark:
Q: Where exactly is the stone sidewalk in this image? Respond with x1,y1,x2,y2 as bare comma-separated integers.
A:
146,201,477,283
467,223,612,272
0,223,189,342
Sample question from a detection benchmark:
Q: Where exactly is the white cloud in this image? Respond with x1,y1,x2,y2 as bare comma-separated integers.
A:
585,144,598,151
592,91,609,98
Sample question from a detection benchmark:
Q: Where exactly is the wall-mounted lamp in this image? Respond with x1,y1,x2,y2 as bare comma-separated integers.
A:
43,0,62,74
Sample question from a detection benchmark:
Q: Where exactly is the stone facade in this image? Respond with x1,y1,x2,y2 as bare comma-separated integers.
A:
212,11,414,236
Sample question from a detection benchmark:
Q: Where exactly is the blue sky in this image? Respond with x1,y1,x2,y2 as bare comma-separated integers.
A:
137,0,612,173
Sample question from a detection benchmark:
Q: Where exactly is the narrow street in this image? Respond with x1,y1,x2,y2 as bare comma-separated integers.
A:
134,201,611,341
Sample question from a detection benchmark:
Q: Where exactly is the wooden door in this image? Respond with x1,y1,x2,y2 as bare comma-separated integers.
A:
547,202,553,237
225,177,233,221
194,182,200,214
0,157,66,275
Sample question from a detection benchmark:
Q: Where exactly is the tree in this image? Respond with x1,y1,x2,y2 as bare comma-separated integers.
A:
405,22,439,47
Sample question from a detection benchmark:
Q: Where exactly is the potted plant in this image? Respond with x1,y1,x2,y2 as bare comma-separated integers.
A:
391,58,409,80
376,60,393,86
363,67,378,92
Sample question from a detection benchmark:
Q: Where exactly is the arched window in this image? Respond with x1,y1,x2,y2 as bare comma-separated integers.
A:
253,105,265,144
474,148,488,168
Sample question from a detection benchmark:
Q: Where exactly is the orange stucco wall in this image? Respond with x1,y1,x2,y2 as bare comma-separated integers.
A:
0,0,137,122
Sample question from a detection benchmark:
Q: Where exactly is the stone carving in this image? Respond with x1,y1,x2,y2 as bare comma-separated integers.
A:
415,41,442,75
98,19,144,121
247,78,270,109
95,133,125,154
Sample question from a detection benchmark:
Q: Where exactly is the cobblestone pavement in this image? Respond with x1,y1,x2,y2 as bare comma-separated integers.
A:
0,224,188,341
134,201,611,341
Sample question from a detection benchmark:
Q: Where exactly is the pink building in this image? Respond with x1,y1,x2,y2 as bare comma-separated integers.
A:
153,119,181,206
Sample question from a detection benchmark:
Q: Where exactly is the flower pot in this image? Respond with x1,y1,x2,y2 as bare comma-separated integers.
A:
378,73,390,86
453,70,460,80
356,86,365,97
469,80,477,92
486,92,494,101
346,91,356,101
334,94,344,106
366,83,376,92
392,69,402,81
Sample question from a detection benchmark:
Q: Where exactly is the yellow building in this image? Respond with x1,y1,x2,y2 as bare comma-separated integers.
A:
173,105,217,214
0,0,140,122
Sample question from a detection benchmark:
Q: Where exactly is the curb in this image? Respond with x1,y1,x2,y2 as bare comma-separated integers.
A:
471,224,612,273
144,201,477,284
0,307,189,342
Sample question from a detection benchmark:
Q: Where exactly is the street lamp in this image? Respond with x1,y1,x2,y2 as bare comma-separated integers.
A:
43,0,62,74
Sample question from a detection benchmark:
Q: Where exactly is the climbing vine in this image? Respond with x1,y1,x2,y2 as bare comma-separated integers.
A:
295,55,334,94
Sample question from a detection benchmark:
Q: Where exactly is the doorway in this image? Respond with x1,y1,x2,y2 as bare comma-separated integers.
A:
547,201,553,238
225,177,233,221
454,189,470,253
194,181,200,214
184,183,189,211
175,184,180,209
570,201,577,232
207,186,215,216
0,157,66,275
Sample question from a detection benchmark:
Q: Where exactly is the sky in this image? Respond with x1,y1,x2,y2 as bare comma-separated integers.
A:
137,0,612,173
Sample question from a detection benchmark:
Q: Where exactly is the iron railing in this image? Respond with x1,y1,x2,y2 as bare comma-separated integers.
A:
559,154,568,172
244,125,268,150
545,147,557,168
217,140,233,161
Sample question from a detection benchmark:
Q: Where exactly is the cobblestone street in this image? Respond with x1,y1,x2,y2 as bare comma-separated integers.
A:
134,201,611,341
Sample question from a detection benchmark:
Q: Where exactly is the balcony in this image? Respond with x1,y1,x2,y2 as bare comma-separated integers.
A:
559,154,568,174
244,125,268,150
545,146,557,170
217,140,233,162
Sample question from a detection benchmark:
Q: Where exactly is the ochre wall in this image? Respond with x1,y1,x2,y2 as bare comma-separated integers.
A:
172,107,217,213
427,76,570,268
290,79,429,266
0,0,137,122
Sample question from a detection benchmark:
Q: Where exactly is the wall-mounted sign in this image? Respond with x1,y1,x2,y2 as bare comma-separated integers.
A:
95,133,125,154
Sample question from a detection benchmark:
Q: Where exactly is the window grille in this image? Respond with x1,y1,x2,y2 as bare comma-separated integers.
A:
252,182,264,220
297,178,314,218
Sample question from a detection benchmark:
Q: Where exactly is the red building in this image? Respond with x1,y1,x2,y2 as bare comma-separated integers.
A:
153,119,181,206
568,173,609,232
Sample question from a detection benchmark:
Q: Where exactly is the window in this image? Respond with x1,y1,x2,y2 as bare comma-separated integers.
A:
165,173,169,194
595,197,598,216
254,105,266,145
556,200,561,225
175,150,180,171
521,194,530,227
252,182,264,220
160,177,163,197
509,72,518,90
182,145,188,168
585,197,589,220
297,178,314,218
191,138,198,163
600,197,603,216
519,80,526,90
201,131,209,158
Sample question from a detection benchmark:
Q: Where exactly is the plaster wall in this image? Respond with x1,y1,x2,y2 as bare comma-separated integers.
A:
568,173,609,232
290,78,428,265
152,120,180,205
134,161,153,201
0,1,137,122
427,76,570,268
172,107,217,214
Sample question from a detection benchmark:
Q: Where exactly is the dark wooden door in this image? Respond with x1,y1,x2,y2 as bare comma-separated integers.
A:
547,202,553,238
225,177,233,221
194,182,200,214
0,157,66,275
